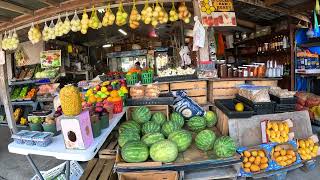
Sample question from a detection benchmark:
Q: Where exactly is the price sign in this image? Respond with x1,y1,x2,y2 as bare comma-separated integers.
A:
214,0,234,12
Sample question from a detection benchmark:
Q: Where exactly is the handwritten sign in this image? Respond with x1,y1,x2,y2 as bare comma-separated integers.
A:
214,0,234,11
40,50,61,68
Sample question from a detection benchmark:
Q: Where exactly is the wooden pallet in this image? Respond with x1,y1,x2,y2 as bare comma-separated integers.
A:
126,105,169,120
208,80,244,103
80,158,116,180
118,171,179,180
170,81,207,105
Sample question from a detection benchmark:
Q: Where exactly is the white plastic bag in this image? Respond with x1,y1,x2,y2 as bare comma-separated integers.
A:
192,16,205,51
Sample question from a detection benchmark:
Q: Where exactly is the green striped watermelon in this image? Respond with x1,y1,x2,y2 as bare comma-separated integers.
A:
121,141,149,163
161,121,180,137
132,106,152,124
168,130,192,152
119,121,141,134
195,129,216,151
170,112,184,128
187,116,206,132
214,136,236,158
118,131,140,147
141,132,165,146
142,121,161,135
204,111,217,127
150,140,178,163
151,112,167,125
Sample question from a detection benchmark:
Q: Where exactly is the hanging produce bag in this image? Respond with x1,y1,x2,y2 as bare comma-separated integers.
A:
316,0,320,15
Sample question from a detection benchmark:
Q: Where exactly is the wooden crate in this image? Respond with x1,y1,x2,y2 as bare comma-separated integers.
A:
208,81,244,103
216,108,229,136
159,83,169,93
248,80,278,87
80,158,115,180
170,81,207,105
126,105,169,120
118,171,179,180
99,135,118,159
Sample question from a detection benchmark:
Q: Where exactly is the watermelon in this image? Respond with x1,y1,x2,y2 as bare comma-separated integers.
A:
150,140,178,163
161,121,180,137
142,132,165,146
195,129,216,151
170,112,184,128
142,121,161,135
187,116,206,132
121,141,149,163
151,112,167,125
118,131,140,147
214,136,236,158
132,106,152,124
168,130,192,152
204,111,217,127
119,121,140,134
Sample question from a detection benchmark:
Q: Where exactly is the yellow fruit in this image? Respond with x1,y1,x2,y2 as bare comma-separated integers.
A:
284,125,289,133
285,159,293,165
275,146,282,152
275,131,281,137
282,156,287,161
305,148,311,154
254,156,261,165
258,150,265,157
261,157,268,164
306,154,312,160
280,131,287,137
244,162,252,168
249,156,255,162
270,131,276,138
273,151,280,158
279,123,284,131
250,164,260,172
287,150,295,156
251,151,258,157
260,163,268,169
292,156,297,162
244,168,251,172
280,149,287,156
272,123,278,131
309,139,315,146
275,156,283,162
299,140,306,148
88,95,97,104
235,103,244,112
286,155,293,159
243,157,248,163
267,122,272,129
60,85,82,116
244,151,251,157
279,161,287,166
300,155,307,160
311,152,317,157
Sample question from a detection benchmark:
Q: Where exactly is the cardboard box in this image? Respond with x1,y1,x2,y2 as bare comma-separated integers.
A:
118,171,178,180
296,135,320,161
261,119,294,144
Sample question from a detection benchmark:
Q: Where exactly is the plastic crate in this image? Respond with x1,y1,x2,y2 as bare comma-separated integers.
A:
154,74,198,82
113,100,123,114
126,97,174,106
215,99,254,118
125,73,138,85
236,94,275,115
141,72,153,84
269,94,297,104
274,103,296,113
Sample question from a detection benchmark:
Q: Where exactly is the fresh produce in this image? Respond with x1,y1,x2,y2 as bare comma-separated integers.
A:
272,145,296,167
169,2,179,22
116,1,128,26
141,1,152,24
59,85,82,116
170,112,184,128
28,116,43,124
132,106,152,124
266,121,289,143
157,67,195,77
89,6,102,29
121,141,149,163
42,20,56,41
297,138,319,160
168,130,192,152
158,3,169,24
151,112,167,125
20,117,27,125
70,10,81,32
195,129,216,151
62,12,71,34
54,15,64,37
11,87,21,100
129,1,141,29
178,2,191,23
187,116,206,132
242,149,269,173
151,2,161,27
142,121,161,135
142,132,165,146
80,8,89,34
119,121,141,134
102,3,115,26
118,130,140,147
28,24,42,44
44,116,55,125
204,111,217,127
13,108,23,122
19,86,29,99
2,30,19,50
150,140,178,163
214,136,236,158
235,103,244,112
161,121,180,137
145,83,160,98
25,88,37,99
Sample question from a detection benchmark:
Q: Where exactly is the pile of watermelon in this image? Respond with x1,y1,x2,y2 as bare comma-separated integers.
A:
118,107,236,163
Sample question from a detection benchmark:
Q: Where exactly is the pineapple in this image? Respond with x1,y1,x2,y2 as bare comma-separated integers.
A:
59,85,82,116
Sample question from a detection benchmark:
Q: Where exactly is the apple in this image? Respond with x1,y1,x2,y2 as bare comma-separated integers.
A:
95,106,103,113
95,85,101,91
107,85,113,91
96,102,103,107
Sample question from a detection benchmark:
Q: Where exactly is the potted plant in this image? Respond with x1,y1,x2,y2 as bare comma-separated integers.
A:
29,116,43,131
42,116,57,135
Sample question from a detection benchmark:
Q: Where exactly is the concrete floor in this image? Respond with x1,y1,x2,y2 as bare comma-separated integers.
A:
0,126,319,180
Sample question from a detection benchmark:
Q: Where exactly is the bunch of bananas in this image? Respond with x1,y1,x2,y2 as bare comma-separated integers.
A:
178,2,191,23
102,3,115,26
141,1,153,24
81,8,89,34
89,6,102,29
129,2,141,29
28,24,42,44
116,1,128,26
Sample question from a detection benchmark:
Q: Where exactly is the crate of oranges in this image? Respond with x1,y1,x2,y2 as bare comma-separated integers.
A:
261,119,294,143
271,143,299,168
240,148,270,174
297,135,320,161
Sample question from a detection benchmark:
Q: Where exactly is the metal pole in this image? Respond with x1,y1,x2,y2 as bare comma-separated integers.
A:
66,160,70,180
26,155,44,180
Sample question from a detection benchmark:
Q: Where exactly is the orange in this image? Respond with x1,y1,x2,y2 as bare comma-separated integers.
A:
96,97,103,102
88,95,97,103
110,90,119,98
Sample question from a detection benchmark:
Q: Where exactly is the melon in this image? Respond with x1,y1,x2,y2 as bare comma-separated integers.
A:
214,136,236,158
118,130,140,147
170,112,184,128
141,132,165,146
119,121,140,134
187,116,206,132
161,121,180,137
132,106,151,124
142,121,161,135
195,129,216,151
168,130,192,152
151,112,167,125
121,141,149,163
204,111,217,127
150,140,178,163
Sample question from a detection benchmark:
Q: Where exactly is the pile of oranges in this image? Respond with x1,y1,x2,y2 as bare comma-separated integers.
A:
242,149,269,173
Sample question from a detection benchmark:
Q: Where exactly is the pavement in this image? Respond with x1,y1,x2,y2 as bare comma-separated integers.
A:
0,126,319,180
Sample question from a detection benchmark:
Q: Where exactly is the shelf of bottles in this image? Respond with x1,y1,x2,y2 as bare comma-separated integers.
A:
257,35,290,55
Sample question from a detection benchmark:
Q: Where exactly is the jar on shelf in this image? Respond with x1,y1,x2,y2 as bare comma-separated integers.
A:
219,64,228,78
227,64,233,78
233,68,238,77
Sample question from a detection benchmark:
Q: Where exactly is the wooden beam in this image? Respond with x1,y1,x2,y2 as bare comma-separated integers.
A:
0,16,11,22
0,0,33,15
237,0,310,23
265,0,285,6
237,18,256,29
290,0,315,13
37,0,59,7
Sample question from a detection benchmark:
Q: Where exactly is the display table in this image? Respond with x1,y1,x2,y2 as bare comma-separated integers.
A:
65,70,93,81
8,107,127,179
